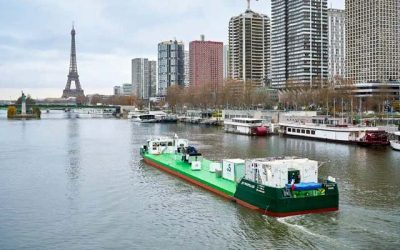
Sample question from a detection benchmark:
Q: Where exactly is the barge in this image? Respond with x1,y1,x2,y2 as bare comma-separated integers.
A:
140,136,339,217
279,123,389,146
224,118,269,136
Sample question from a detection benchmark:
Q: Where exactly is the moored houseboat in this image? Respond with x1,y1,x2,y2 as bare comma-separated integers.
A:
129,113,157,123
140,136,339,217
224,118,269,136
279,123,389,146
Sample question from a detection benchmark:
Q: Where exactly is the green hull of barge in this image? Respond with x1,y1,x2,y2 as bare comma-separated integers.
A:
143,153,236,196
142,152,339,217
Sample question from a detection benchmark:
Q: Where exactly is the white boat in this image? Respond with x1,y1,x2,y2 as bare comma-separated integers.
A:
130,113,157,123
279,122,389,146
74,108,114,118
149,111,178,123
224,118,269,136
389,132,400,150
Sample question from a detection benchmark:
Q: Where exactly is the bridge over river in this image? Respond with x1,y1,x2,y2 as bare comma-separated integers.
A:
0,104,120,111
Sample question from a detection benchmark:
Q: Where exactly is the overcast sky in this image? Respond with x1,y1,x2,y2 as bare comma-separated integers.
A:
0,0,344,99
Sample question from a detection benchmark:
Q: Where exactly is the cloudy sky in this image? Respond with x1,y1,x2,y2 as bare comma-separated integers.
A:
0,0,344,99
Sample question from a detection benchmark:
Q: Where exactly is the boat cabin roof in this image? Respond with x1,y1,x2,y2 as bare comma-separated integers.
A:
146,137,188,144
279,122,382,132
231,118,263,124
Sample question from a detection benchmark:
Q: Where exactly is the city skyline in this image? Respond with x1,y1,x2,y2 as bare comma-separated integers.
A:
0,0,344,99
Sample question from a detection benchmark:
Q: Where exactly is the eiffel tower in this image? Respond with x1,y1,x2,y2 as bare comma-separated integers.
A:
62,25,85,98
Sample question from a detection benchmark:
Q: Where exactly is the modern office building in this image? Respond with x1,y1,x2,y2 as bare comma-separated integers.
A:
158,40,185,96
346,0,400,84
189,35,223,91
228,3,270,86
328,8,346,85
131,58,157,99
271,0,329,88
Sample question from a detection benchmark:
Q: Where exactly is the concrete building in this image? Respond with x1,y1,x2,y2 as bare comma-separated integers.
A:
271,0,328,88
131,58,157,99
228,3,270,86
113,86,121,96
223,45,229,80
149,60,157,97
328,8,346,85
184,50,189,86
346,0,400,85
121,83,132,96
189,35,223,92
158,40,185,96
132,58,149,99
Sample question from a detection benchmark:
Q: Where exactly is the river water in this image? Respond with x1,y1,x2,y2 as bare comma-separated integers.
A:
0,110,399,249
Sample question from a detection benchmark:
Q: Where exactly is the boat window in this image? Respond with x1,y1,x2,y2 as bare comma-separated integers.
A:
306,130,310,134
311,130,315,135
160,142,166,146
301,129,305,134
168,142,173,146
288,128,292,132
296,129,300,133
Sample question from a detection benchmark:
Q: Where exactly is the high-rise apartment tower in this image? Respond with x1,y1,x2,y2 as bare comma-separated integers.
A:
346,0,400,83
158,40,185,96
189,35,223,91
228,3,270,86
328,8,346,85
271,0,328,88
132,58,157,99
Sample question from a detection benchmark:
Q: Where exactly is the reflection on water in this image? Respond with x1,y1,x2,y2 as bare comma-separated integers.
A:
64,118,81,217
66,119,81,181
